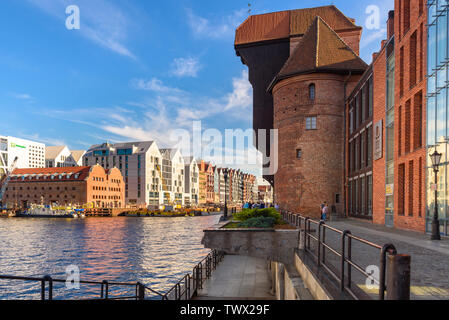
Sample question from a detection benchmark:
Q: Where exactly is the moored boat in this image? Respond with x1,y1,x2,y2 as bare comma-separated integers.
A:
16,205,78,218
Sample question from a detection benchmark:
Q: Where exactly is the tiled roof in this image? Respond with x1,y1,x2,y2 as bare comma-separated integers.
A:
235,5,360,46
268,17,368,91
10,166,92,182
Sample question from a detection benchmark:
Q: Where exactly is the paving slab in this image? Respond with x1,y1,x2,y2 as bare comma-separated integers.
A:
196,255,275,300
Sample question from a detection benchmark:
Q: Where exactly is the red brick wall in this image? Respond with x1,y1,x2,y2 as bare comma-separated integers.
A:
273,73,360,218
372,45,387,226
393,0,427,232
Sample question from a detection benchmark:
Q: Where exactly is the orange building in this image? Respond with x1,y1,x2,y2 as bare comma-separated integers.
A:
2,165,125,208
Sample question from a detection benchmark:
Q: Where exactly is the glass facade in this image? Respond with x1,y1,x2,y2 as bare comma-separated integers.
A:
427,0,449,236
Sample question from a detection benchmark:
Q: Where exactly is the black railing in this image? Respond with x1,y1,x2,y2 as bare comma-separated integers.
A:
0,275,165,300
281,210,398,300
162,249,225,300
0,250,225,301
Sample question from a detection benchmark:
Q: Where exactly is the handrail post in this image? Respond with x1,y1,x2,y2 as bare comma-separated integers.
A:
137,282,145,300
102,280,109,300
386,254,411,300
347,232,352,288
304,218,310,251
317,221,324,267
322,225,326,265
47,276,53,300
41,278,46,300
341,231,350,292
379,244,397,300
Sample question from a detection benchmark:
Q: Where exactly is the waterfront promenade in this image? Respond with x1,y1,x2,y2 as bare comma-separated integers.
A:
323,219,449,300
195,255,275,300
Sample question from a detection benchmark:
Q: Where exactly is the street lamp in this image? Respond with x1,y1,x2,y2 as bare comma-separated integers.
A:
430,149,443,241
221,169,228,221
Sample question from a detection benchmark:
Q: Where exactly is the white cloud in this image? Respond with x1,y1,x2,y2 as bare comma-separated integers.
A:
131,78,184,95
224,70,252,111
11,93,33,100
171,57,201,77
27,0,136,59
360,28,387,49
186,8,246,40
41,70,254,158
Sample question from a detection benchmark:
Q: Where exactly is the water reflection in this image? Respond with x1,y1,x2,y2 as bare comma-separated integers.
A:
0,215,220,299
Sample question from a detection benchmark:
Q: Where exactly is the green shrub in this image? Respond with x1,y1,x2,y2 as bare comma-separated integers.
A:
239,217,276,229
233,208,281,224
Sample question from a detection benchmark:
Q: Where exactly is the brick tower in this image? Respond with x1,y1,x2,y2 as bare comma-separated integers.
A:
268,17,367,217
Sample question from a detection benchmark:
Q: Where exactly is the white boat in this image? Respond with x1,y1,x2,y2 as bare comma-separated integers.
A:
18,205,77,218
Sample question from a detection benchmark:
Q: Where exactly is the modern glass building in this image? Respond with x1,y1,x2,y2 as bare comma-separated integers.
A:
427,0,449,235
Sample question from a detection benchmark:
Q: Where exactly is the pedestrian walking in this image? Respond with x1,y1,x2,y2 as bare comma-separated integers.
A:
321,202,329,221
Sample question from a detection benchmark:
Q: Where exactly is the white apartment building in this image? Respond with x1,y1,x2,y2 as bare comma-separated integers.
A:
160,149,185,206
83,141,163,207
0,135,45,178
45,146,84,167
184,157,199,206
218,168,226,204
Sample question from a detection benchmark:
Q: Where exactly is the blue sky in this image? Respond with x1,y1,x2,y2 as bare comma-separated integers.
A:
0,0,394,172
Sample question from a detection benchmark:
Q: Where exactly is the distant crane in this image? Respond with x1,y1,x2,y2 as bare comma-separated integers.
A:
0,156,19,209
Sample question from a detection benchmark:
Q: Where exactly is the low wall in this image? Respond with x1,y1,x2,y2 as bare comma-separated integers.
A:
202,227,300,265
270,261,315,300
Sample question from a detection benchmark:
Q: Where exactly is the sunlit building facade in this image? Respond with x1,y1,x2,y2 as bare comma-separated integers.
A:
427,0,449,236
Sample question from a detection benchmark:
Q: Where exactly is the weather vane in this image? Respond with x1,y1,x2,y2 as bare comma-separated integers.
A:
248,3,252,15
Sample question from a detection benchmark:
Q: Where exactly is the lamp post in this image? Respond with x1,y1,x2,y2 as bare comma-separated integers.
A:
222,169,228,221
430,149,442,241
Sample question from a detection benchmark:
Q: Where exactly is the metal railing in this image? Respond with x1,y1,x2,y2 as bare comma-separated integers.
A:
0,275,165,300
281,210,398,300
0,250,225,301
162,249,225,300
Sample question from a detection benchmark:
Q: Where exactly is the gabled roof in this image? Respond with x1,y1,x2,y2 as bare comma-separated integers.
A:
45,146,66,159
70,150,86,163
183,156,196,165
235,5,360,46
268,17,367,91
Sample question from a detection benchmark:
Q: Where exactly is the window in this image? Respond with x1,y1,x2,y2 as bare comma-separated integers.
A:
403,0,410,33
309,84,315,100
410,31,417,88
296,149,302,159
405,100,411,154
306,117,317,130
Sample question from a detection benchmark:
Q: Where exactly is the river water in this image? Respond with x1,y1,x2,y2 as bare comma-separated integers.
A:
0,215,220,300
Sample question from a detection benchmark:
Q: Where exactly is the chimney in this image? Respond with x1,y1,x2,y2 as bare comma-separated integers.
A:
387,10,395,40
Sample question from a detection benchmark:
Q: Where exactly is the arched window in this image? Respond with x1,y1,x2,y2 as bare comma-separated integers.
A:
309,83,316,100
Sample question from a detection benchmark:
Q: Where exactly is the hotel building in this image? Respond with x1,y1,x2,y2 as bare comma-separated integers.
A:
0,135,45,179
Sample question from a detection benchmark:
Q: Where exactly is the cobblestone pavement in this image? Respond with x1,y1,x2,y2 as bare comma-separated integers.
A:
310,219,449,300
